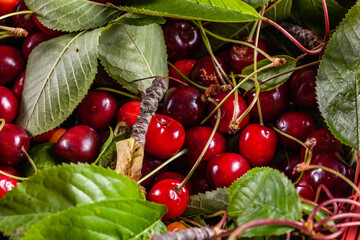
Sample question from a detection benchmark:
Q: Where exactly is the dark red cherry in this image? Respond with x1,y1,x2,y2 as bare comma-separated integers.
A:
154,171,192,195
239,124,278,167
230,35,267,74
32,128,56,142
55,125,101,163
0,86,19,123
32,15,62,36
208,92,250,134
78,90,118,131
206,152,250,188
168,59,196,86
190,170,213,194
162,20,201,62
117,101,140,127
276,112,316,151
148,179,189,220
190,56,229,87
0,0,20,16
145,114,185,160
0,165,18,176
0,46,25,85
0,171,18,198
290,66,317,108
295,177,315,201
163,86,206,128
12,1,39,34
281,155,302,182
247,83,290,121
22,32,51,60
0,123,30,165
11,70,25,101
140,154,166,189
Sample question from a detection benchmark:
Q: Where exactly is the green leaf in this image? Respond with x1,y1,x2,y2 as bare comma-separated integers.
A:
113,13,166,26
240,55,297,91
243,0,270,9
228,168,301,237
0,164,144,238
301,203,336,232
316,3,360,150
183,188,229,216
99,24,168,94
16,29,101,136
22,200,166,240
113,0,260,23
25,143,58,176
24,0,122,32
264,0,292,22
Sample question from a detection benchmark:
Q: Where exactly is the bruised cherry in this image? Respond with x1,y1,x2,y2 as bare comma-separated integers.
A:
117,101,141,127
0,46,25,85
168,59,196,86
190,56,228,87
0,86,19,123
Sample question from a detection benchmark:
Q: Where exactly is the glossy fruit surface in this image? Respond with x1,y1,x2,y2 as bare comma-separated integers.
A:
78,90,118,130
117,101,141,127
168,59,196,86
154,171,192,195
0,0,20,16
33,128,56,142
163,86,206,128
208,92,250,133
239,124,278,167
22,32,51,59
148,179,189,220
32,15,62,36
0,46,25,85
12,0,38,34
145,114,185,159
0,123,30,165
0,171,18,198
290,67,317,108
247,83,290,121
11,70,25,101
295,177,315,201
55,125,100,163
281,155,302,182
190,56,228,87
0,86,19,123
206,152,250,188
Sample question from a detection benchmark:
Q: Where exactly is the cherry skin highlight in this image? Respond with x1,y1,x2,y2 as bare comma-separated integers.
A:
154,171,193,195
0,171,18,199
117,101,141,127
0,86,19,123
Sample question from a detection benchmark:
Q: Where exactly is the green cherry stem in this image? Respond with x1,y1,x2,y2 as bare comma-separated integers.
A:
0,25,28,37
167,62,207,91
0,118,5,132
271,125,308,149
0,10,33,21
21,146,37,175
230,72,239,125
0,170,29,181
95,87,141,100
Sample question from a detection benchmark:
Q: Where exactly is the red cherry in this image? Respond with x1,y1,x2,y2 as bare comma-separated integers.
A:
145,114,185,159
0,171,18,198
11,70,25,101
280,155,302,182
0,165,18,176
140,154,166,189
32,128,56,142
12,0,39,34
295,177,315,201
239,124,278,167
32,15,62,36
116,101,141,127
78,91,118,130
0,86,19,123
290,66,317,108
0,46,25,85
0,0,20,16
148,179,189,220
22,32,51,60
55,125,101,163
154,171,192,195
206,152,250,188
168,59,196,86
190,170,213,194
208,92,250,134
0,123,30,165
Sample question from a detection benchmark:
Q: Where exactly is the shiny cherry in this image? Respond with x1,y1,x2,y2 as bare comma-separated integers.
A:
163,85,206,128
78,90,118,130
230,35,267,73
55,125,101,163
162,20,201,62
140,154,166,189
22,32,51,59
190,170,213,194
0,171,18,198
239,124,278,167
145,114,185,159
12,1,38,34
0,46,25,85
148,179,189,220
290,66,317,108
154,171,192,195
32,15,62,36
206,152,250,188
208,92,250,134
168,59,196,86
0,0,20,16
32,128,56,142
0,165,18,176
295,177,315,201
117,101,140,127
0,123,30,165
0,86,19,123
11,70,25,101
280,155,302,182
247,83,290,121
276,112,316,151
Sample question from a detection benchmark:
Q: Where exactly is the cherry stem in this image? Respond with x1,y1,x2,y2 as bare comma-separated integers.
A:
94,87,141,100
167,62,207,91
0,10,33,21
176,99,221,192
0,170,29,181
271,125,308,149
205,210,228,230
21,146,37,175
301,198,334,216
321,0,330,42
0,35,12,40
0,119,5,132
179,217,205,228
318,221,360,232
312,228,345,240
314,213,360,229
137,148,189,185
314,184,337,211
230,72,240,126
0,25,28,37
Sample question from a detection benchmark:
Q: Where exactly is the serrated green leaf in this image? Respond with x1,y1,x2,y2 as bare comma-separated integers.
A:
113,13,166,26
99,24,168,94
228,168,301,237
240,55,297,91
113,0,260,23
16,29,101,136
316,3,360,150
24,143,58,176
183,188,229,216
264,0,292,22
24,0,122,32
0,164,144,238
22,200,166,240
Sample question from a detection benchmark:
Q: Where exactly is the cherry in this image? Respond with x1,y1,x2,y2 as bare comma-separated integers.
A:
230,35,267,74
0,46,25,85
12,0,38,34
280,155,302,182
0,86,19,123
140,154,166,189
295,177,315,201
206,152,251,188
48,128,66,143
239,124,278,167
32,15,62,36
22,32,51,60
276,111,316,151
190,56,229,87
167,222,188,232
145,114,185,160
32,128,56,142
55,125,101,163
0,0,20,16
163,85,206,128
116,101,141,127
154,171,193,195
0,165,18,176
190,170,213,194
11,70,25,101
290,66,317,108
78,90,118,131
168,59,196,86
0,171,18,199
148,179,189,220
162,20,201,62
208,92,250,134
246,83,290,121
0,123,30,165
